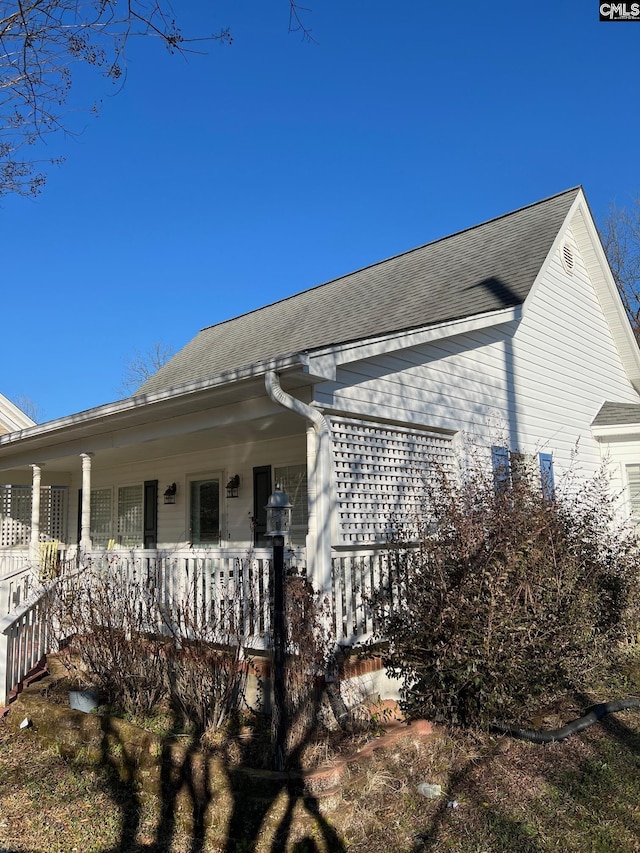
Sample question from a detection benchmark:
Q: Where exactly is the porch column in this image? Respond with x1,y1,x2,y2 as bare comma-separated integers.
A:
29,464,42,567
80,453,93,554
305,423,319,583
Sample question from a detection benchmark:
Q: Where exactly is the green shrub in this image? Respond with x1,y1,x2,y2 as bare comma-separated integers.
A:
371,454,640,727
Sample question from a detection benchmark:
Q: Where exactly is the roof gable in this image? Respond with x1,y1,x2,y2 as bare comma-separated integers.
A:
0,393,35,434
593,401,640,427
139,187,581,396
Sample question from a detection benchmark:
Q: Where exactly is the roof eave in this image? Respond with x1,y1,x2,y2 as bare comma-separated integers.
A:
307,306,523,375
0,352,311,450
592,423,640,440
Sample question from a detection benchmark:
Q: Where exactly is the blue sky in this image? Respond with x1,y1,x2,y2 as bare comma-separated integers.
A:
3,1,639,422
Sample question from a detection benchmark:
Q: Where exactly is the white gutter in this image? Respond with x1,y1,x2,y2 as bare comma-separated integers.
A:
264,371,333,598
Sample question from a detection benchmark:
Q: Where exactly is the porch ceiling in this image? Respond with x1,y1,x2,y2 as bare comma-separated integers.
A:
0,373,312,475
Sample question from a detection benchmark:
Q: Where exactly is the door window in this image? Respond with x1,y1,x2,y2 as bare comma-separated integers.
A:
190,478,220,544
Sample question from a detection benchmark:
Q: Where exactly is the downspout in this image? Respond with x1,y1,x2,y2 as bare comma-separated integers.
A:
264,371,333,598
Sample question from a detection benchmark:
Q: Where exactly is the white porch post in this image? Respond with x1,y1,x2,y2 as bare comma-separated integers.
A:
305,423,318,583
264,372,333,599
80,453,93,554
29,464,42,567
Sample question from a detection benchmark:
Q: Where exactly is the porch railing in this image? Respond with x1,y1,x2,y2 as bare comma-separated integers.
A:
80,548,286,648
331,549,405,645
0,550,30,580
0,583,50,707
0,545,402,706
0,564,36,617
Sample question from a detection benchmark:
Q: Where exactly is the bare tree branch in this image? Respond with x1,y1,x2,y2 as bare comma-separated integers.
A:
119,339,175,396
10,393,43,422
601,194,640,343
0,1,232,197
0,1,311,198
288,1,314,42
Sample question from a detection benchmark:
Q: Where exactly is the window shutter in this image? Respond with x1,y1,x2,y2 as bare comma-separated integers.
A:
143,480,158,549
539,453,555,501
491,446,510,491
626,465,640,517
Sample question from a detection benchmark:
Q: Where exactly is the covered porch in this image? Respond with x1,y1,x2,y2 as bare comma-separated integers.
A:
0,362,334,591
0,543,392,706
0,362,391,704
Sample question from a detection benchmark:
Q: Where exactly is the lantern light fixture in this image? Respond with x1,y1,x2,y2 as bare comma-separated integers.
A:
265,486,293,539
226,474,240,499
163,483,177,505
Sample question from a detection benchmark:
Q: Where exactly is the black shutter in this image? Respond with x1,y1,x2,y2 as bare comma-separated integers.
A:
253,466,272,547
143,480,158,549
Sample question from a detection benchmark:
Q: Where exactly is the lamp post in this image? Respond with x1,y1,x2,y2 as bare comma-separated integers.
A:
265,486,293,772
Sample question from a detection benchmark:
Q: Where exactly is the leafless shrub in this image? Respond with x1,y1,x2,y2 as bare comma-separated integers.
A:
48,554,253,728
51,558,167,714
161,585,252,735
283,574,330,753
371,454,640,728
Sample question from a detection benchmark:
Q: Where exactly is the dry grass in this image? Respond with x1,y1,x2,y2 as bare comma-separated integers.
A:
1,694,640,852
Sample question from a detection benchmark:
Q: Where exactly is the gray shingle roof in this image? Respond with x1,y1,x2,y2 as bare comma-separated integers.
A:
139,187,580,396
592,401,640,427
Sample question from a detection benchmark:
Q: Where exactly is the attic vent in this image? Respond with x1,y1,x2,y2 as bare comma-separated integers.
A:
561,243,575,275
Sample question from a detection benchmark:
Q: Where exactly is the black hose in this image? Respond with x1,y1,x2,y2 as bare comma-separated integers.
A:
490,697,640,744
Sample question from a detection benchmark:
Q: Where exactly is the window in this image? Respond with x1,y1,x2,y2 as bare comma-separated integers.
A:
117,485,143,547
90,488,112,548
274,464,308,532
626,465,640,517
190,477,220,545
491,447,555,500
89,485,144,548
491,446,511,492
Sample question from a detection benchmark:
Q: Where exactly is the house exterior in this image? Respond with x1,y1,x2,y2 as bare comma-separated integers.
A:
1,186,640,660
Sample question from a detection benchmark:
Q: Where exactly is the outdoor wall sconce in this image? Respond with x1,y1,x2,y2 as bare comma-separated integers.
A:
226,474,240,499
163,483,177,505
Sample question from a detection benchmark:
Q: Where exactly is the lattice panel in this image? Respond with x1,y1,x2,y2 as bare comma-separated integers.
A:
329,417,454,544
46,486,68,542
0,485,30,546
0,485,68,546
91,488,113,548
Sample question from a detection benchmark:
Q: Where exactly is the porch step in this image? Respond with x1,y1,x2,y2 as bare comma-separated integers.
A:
0,657,48,717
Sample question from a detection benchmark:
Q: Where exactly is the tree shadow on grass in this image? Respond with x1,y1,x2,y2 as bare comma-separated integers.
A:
90,688,347,853
407,698,640,853
406,746,545,853
221,700,346,852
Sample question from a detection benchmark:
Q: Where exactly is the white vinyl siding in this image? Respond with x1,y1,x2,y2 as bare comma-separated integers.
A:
314,223,640,481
